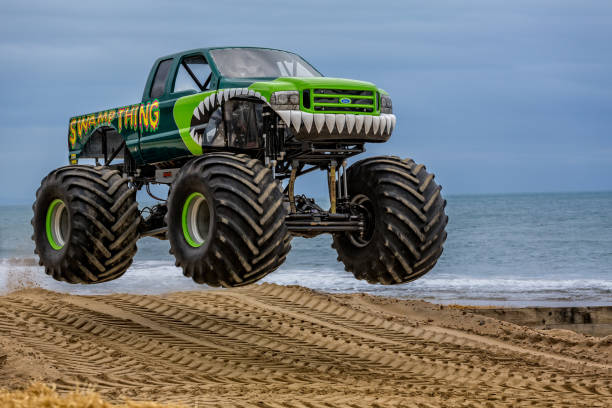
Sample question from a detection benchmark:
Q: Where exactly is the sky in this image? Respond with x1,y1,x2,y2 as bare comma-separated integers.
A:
0,0,611,204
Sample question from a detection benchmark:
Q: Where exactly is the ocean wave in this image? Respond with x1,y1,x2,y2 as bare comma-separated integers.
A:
2,258,611,305
407,277,612,292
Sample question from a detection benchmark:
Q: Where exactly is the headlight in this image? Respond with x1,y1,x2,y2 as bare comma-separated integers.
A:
380,94,393,114
270,91,300,110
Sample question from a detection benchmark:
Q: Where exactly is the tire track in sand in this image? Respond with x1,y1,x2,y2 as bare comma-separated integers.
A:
0,285,610,407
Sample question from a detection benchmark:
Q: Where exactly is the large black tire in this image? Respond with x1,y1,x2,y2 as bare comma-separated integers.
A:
166,153,291,287
332,156,448,284
32,165,140,283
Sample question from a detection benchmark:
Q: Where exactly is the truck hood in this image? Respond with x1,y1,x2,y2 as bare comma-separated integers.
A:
248,77,378,99
268,77,376,89
221,76,377,91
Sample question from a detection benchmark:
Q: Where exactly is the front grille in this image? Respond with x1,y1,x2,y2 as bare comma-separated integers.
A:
314,97,373,105
314,89,373,96
314,106,373,113
314,97,337,103
309,88,376,113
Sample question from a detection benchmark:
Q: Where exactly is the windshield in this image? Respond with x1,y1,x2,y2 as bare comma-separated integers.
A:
209,48,322,78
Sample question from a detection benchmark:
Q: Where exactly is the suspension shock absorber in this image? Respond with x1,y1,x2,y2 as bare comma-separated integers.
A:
328,160,337,214
262,110,272,167
342,160,348,200
288,160,298,213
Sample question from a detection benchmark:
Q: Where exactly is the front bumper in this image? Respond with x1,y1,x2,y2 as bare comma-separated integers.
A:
275,110,396,142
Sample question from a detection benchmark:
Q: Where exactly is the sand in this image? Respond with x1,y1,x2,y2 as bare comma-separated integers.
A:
0,283,610,407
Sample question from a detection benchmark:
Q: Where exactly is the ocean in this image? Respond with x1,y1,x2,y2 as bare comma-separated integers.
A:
1,192,611,306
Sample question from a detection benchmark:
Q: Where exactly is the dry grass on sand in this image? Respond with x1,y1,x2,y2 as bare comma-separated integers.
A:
0,383,184,408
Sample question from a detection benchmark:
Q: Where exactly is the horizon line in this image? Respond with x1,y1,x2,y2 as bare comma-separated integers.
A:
1,189,612,206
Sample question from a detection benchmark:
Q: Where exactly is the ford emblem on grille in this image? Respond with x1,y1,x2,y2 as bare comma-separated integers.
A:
340,98,351,104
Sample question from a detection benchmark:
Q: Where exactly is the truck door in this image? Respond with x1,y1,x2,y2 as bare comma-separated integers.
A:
139,54,215,164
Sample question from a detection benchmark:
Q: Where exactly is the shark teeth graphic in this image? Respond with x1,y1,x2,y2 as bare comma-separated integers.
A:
291,111,302,133
335,114,346,133
277,110,291,128
364,115,373,134
314,114,325,133
355,115,364,134
372,116,380,135
267,111,396,137
325,114,336,133
302,112,314,133
379,116,386,135
189,128,200,145
345,114,355,134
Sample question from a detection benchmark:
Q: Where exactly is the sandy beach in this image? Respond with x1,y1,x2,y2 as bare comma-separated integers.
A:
0,283,611,407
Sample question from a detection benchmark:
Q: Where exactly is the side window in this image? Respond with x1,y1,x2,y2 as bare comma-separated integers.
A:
173,55,212,93
150,59,173,98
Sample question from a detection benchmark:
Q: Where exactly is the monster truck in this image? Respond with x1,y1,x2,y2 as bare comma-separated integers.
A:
32,47,448,287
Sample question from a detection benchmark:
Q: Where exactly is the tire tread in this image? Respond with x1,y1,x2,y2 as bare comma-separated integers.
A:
333,156,447,284
32,165,140,284
167,154,291,287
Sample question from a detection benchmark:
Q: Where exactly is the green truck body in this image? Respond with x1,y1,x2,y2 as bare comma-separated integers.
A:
68,47,395,166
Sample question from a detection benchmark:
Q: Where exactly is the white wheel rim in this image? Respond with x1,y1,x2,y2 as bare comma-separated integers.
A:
182,192,211,247
53,202,67,247
46,199,69,250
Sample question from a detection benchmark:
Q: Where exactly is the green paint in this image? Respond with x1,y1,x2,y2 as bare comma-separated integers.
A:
182,192,204,248
173,91,216,156
46,199,65,250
